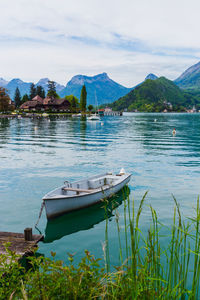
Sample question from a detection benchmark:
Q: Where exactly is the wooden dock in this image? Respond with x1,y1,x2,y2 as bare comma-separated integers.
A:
0,229,43,258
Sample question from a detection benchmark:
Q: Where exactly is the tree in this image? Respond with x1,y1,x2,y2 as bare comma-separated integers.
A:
14,87,21,108
21,94,29,104
29,83,36,100
0,87,11,112
64,95,79,112
47,80,59,98
36,85,45,98
80,85,87,112
71,96,77,113
88,104,93,112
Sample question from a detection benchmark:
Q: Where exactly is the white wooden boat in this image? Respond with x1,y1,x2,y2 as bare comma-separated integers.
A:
72,113,82,117
87,113,100,121
43,169,131,219
44,188,130,243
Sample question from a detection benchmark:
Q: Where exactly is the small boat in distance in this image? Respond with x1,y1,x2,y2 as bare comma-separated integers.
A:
42,169,131,219
87,90,100,121
87,113,100,121
72,113,82,117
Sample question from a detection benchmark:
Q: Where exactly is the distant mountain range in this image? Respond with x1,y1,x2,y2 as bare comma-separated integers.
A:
111,77,199,112
1,60,200,107
0,73,132,105
0,78,65,100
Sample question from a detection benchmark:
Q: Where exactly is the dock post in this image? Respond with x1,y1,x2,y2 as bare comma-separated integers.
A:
24,228,33,241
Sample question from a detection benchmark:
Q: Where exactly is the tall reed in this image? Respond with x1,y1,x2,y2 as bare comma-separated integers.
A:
104,190,200,299
1,191,200,299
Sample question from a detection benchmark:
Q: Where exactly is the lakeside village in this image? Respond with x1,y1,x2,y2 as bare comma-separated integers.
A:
0,80,119,117
0,79,199,117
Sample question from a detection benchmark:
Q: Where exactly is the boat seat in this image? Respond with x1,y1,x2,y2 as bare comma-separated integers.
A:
88,176,117,189
62,187,93,195
88,178,106,189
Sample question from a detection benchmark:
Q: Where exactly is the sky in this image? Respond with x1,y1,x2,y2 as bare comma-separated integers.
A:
0,0,200,87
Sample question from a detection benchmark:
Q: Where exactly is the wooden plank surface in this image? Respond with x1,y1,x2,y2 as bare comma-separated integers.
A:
0,231,43,256
62,187,93,193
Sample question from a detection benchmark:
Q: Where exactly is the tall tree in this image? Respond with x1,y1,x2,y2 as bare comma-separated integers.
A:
29,83,36,100
36,85,45,98
71,96,77,113
21,94,29,104
80,85,87,112
0,87,11,112
47,80,59,98
14,87,21,108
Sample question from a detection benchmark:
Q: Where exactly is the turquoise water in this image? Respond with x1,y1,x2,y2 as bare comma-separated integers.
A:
0,113,200,266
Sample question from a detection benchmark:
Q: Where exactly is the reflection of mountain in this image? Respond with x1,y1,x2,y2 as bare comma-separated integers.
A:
44,188,130,243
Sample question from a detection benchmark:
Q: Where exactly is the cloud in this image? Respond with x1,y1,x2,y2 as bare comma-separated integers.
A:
0,0,199,86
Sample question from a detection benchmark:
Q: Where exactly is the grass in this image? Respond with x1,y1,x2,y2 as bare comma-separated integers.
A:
0,190,200,299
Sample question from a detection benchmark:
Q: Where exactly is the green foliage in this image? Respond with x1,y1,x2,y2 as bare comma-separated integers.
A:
64,94,79,103
21,94,29,104
14,87,21,108
80,85,87,112
0,87,11,112
88,104,94,112
47,80,59,98
64,95,80,112
29,83,36,100
36,85,45,98
111,77,200,112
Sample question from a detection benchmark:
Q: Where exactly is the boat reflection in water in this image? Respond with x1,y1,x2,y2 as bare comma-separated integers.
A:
44,187,130,243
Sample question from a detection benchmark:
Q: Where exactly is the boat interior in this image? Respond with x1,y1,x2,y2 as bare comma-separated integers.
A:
61,173,121,196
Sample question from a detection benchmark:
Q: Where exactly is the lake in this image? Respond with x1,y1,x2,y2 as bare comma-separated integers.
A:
0,113,200,266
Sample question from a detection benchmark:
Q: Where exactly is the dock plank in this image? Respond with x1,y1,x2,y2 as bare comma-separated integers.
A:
0,231,43,257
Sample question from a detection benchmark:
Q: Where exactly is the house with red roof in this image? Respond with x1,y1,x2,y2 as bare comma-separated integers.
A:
20,95,71,112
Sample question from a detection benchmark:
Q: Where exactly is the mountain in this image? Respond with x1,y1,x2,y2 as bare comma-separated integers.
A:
174,61,200,90
145,73,158,80
0,78,8,87
1,78,65,99
111,77,198,112
6,79,32,99
59,73,132,105
36,78,65,93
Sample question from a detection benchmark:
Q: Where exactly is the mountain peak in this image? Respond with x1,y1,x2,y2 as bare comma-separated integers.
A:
176,61,200,81
145,73,158,80
175,61,200,89
37,78,50,85
9,78,24,84
0,78,8,87
68,72,110,86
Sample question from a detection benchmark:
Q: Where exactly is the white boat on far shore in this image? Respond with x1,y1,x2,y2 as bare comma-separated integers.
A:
87,113,100,121
42,169,131,219
72,113,82,117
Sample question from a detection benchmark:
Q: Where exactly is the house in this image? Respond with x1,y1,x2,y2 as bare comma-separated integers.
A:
97,109,105,116
20,95,71,112
104,107,112,112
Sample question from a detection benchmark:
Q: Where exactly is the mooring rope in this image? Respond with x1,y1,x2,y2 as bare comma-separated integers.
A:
35,201,45,228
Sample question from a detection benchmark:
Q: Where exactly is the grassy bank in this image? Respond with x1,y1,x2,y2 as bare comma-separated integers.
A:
1,191,200,299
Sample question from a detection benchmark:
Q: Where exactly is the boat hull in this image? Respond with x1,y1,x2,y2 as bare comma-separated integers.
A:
44,174,131,219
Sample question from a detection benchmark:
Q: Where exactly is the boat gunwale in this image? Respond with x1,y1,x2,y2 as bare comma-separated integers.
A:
43,173,131,201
